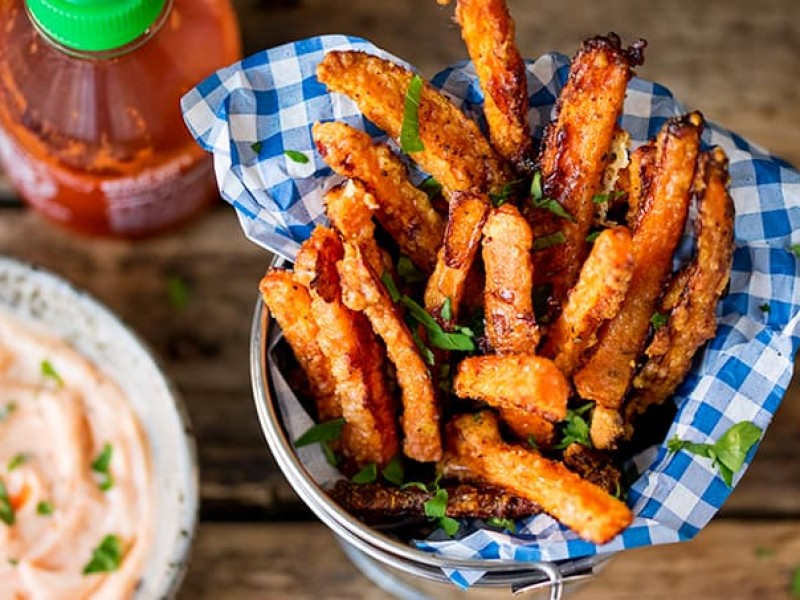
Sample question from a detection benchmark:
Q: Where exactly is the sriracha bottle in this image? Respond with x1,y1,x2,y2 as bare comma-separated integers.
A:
0,0,241,237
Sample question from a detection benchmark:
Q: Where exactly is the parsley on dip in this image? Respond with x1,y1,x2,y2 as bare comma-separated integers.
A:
0,310,153,599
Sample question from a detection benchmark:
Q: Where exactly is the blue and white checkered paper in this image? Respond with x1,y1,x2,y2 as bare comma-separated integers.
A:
182,35,800,585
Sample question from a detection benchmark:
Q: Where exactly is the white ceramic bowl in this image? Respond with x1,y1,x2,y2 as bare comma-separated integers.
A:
0,257,198,599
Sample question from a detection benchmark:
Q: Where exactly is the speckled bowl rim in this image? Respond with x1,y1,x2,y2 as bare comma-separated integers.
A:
0,256,199,599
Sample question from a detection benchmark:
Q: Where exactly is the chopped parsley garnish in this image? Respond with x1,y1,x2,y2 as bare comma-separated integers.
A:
8,558,17,566
294,418,346,448
789,244,800,258
381,273,475,352
424,488,459,536
527,436,539,451
532,231,566,251
411,328,436,366
351,463,377,484
40,360,63,387
530,171,544,201
321,442,340,468
554,403,593,450
400,74,425,153
592,191,624,204
0,479,14,526
381,456,405,486
0,402,17,421
440,298,453,322
754,546,774,559
528,171,572,220
667,421,762,486
486,517,517,533
83,534,124,575
650,312,669,330
419,177,442,198
792,565,800,598
167,275,191,311
7,453,26,471
759,303,771,314
284,150,310,164
397,255,426,284
91,444,114,492
36,501,53,516
250,141,263,154
489,179,524,207
586,230,602,243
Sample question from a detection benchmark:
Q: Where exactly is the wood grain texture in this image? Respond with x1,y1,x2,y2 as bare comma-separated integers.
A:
180,521,800,599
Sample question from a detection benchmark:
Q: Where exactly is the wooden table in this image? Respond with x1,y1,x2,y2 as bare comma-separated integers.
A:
1,0,799,597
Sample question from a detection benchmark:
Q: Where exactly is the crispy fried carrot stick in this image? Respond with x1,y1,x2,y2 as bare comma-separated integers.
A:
452,0,533,174
626,141,656,230
338,241,443,462
627,147,734,422
441,411,633,544
294,227,399,467
542,226,634,375
313,121,444,273
496,405,557,448
260,269,340,422
316,50,513,196
482,204,540,353
454,354,569,422
573,113,703,417
424,191,489,324
530,34,644,304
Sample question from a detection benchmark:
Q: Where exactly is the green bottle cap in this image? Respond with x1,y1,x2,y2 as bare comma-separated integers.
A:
26,0,167,52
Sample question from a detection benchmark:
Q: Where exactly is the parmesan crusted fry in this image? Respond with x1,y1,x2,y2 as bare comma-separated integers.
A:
259,269,340,422
530,34,644,305
496,406,556,448
589,405,627,450
573,113,703,418
442,411,633,544
482,204,540,353
313,121,444,272
454,355,569,422
316,50,513,196
627,147,734,422
424,191,489,323
324,180,390,276
338,241,442,462
543,226,634,376
295,227,399,467
453,0,533,173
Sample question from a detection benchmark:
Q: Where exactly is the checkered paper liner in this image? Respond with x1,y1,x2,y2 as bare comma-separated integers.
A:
182,35,800,586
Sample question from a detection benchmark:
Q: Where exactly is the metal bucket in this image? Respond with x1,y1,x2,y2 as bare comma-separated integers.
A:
250,271,610,599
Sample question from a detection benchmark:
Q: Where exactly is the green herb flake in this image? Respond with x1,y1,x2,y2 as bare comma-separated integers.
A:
0,402,17,422
667,421,762,486
91,444,114,492
36,501,53,516
284,150,310,164
321,441,340,468
8,558,18,566
83,534,124,575
411,328,436,366
397,256,425,284
754,546,774,559
439,516,460,537
40,360,63,387
294,418,346,448
424,488,448,519
440,298,453,322
759,303,771,314
532,231,566,251
401,481,429,493
586,231,602,243
167,275,191,311
527,436,539,451
251,141,263,154
400,295,475,352
381,456,405,486
530,171,544,201
489,179,523,207
650,312,669,330
0,478,14,526
486,517,517,533
531,197,574,222
792,566,800,598
593,191,624,204
351,463,378,484
7,453,26,472
400,74,425,153
419,177,442,198
381,271,401,303
790,244,800,258
554,404,594,450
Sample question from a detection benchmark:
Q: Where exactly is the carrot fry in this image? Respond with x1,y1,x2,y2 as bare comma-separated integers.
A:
530,34,644,304
495,405,557,448
316,50,513,196
482,204,540,353
454,354,569,422
338,241,442,462
442,411,633,544
543,226,634,375
313,121,444,272
424,191,489,323
294,227,399,467
573,113,703,419
453,0,533,173
627,147,734,422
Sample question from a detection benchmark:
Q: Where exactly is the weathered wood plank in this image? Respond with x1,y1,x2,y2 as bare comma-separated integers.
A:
180,520,800,599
